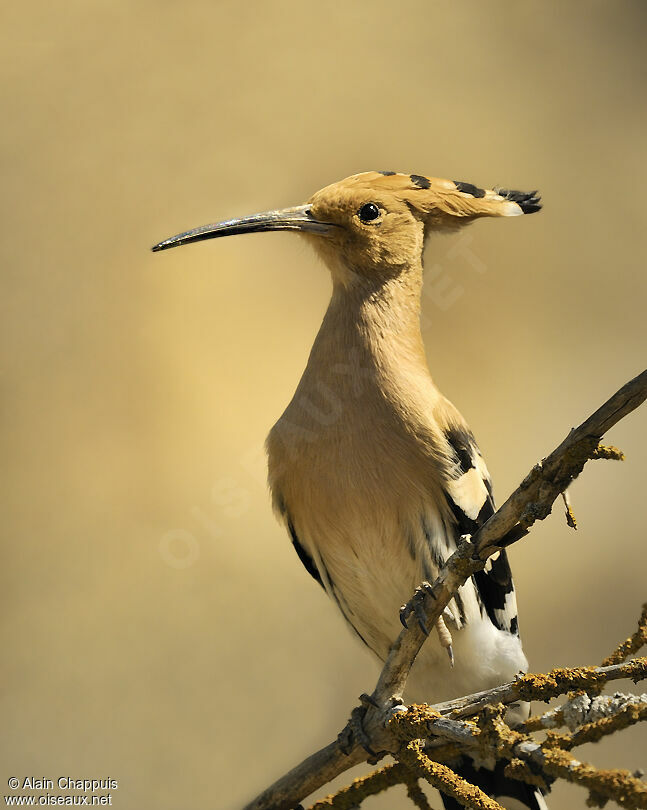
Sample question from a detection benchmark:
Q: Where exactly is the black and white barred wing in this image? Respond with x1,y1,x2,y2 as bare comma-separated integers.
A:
443,426,520,636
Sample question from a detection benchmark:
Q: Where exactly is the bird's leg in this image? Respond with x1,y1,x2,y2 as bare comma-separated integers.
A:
400,583,454,665
435,614,454,667
337,693,391,764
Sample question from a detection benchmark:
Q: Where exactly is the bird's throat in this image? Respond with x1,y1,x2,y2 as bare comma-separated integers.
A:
308,270,428,387
281,267,440,444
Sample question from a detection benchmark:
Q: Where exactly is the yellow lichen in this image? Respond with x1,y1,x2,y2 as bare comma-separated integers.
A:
540,747,647,809
307,762,409,810
389,704,442,740
602,604,647,667
398,739,505,810
548,703,647,751
592,444,626,462
504,759,548,791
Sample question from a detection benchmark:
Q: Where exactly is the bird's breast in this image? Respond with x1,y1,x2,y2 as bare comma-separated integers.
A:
266,368,447,538
265,366,454,648
264,351,528,703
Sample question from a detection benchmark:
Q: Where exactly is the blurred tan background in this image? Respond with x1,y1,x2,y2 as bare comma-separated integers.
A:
2,2,646,808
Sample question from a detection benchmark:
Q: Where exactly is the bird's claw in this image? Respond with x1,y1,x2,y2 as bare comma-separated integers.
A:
337,724,354,756
401,585,456,667
350,705,378,759
359,692,380,709
400,582,436,634
337,695,386,764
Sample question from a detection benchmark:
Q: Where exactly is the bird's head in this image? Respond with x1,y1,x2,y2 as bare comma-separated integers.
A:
153,171,540,287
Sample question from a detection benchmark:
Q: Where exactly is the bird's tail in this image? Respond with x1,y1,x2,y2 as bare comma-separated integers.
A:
439,757,548,810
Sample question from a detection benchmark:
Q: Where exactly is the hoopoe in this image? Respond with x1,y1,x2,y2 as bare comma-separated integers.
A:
153,171,544,809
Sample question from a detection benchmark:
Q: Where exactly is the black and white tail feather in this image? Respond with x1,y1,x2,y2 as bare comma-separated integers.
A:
441,759,548,810
441,427,548,810
443,425,519,637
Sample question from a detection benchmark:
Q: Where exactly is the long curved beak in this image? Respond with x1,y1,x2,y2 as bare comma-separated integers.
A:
152,205,333,252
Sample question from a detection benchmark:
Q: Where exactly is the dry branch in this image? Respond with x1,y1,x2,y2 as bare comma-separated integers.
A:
307,762,409,810
397,739,504,810
433,659,647,719
519,691,647,734
243,370,647,810
389,692,647,809
404,777,438,810
603,604,647,667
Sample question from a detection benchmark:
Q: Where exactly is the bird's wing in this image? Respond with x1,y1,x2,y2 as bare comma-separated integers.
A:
286,517,324,589
442,425,520,636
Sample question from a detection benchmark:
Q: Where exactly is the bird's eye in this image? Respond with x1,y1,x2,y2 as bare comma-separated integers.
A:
357,202,381,223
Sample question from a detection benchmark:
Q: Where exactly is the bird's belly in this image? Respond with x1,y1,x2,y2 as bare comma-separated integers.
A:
316,516,423,659
293,505,528,705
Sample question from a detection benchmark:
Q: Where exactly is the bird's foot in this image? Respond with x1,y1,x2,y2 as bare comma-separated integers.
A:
337,693,388,764
399,581,436,635
400,583,454,666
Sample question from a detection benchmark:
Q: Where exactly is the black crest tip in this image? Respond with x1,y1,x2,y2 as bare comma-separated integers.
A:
410,174,431,189
496,188,542,214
